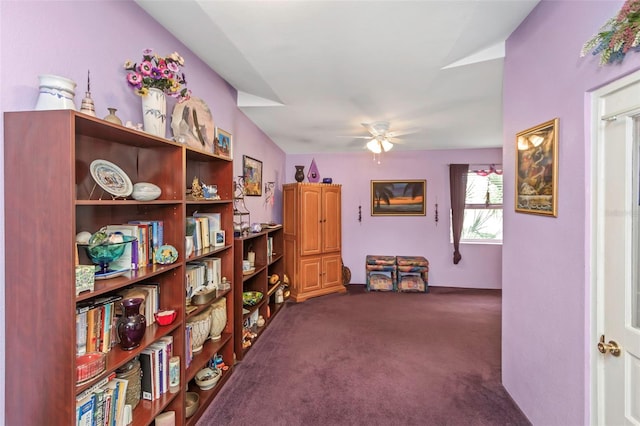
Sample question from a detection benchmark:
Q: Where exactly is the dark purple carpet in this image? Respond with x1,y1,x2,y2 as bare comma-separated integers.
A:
197,285,530,426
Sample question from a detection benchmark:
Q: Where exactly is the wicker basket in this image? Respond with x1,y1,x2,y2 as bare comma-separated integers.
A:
115,358,142,409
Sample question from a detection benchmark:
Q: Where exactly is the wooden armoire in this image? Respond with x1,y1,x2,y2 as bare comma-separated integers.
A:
283,182,346,302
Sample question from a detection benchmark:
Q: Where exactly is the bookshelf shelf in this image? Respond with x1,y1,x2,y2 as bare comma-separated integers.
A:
4,110,235,426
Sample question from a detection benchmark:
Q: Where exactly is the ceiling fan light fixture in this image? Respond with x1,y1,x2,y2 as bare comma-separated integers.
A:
381,138,393,152
366,139,382,153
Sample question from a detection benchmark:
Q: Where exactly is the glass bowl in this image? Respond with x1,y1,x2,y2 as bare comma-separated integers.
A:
242,291,263,307
83,234,136,274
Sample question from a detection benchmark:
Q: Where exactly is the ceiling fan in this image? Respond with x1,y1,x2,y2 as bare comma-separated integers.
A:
353,121,415,154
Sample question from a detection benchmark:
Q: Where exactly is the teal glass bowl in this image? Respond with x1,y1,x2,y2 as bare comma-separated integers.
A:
84,235,136,274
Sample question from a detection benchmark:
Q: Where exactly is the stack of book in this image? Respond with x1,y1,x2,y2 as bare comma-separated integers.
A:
76,295,122,356
75,373,129,426
139,336,174,401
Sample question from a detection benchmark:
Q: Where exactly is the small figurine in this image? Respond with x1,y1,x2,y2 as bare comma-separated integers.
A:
191,176,203,199
202,183,220,200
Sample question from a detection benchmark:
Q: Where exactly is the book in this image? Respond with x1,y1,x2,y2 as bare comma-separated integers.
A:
127,221,150,266
198,216,210,248
86,307,98,353
75,393,94,426
193,211,221,234
100,302,113,353
76,309,88,356
105,224,140,270
149,342,165,395
139,349,155,401
75,372,116,403
132,283,160,326
92,388,105,426
204,257,222,288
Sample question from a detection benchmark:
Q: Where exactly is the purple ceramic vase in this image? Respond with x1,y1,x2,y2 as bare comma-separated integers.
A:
117,298,146,350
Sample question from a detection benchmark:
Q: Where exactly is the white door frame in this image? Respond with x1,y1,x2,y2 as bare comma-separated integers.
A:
590,68,640,425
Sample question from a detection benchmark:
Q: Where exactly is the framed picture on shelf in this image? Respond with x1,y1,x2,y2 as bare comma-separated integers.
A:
214,230,225,247
242,155,263,196
214,127,233,160
515,118,558,217
371,180,426,216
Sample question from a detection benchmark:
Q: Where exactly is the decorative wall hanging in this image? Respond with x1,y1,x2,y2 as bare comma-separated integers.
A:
243,155,263,196
515,118,558,217
581,0,640,65
371,180,426,216
264,182,275,207
214,127,233,160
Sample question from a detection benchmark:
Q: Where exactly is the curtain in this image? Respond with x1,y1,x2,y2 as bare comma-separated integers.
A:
449,164,469,264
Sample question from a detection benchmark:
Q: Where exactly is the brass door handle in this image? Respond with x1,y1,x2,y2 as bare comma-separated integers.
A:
598,335,621,357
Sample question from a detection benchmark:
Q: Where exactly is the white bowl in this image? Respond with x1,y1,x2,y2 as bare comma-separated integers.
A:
195,367,221,390
131,182,161,201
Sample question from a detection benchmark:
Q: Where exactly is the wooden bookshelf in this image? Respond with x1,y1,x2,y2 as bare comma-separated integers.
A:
4,110,234,426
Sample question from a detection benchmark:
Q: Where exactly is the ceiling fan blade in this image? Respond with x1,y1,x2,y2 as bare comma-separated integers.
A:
362,121,390,137
361,122,378,136
337,135,374,139
386,128,420,138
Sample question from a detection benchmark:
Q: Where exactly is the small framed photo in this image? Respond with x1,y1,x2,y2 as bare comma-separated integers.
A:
515,118,559,216
214,127,233,160
243,155,263,196
214,230,225,247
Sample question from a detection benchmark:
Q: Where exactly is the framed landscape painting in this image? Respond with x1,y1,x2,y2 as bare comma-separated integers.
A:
371,180,426,216
515,118,558,217
243,155,263,196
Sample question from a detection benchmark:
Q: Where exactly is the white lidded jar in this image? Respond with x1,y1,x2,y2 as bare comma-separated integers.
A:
35,74,77,110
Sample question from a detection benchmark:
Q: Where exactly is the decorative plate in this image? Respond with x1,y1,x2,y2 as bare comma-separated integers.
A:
171,97,215,152
155,244,178,265
90,159,133,198
95,268,129,280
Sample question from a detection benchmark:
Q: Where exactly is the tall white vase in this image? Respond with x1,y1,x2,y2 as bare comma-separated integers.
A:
35,74,77,110
209,297,227,341
141,88,166,137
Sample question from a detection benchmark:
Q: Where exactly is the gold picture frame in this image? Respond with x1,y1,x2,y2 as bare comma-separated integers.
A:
515,118,559,216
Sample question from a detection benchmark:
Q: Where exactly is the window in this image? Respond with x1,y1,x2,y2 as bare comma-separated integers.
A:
459,166,503,243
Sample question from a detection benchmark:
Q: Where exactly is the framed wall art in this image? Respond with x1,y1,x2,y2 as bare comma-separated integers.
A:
243,155,263,196
214,127,233,160
371,180,426,216
515,118,558,216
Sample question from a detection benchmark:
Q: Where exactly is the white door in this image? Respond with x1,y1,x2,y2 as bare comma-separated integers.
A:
592,70,640,425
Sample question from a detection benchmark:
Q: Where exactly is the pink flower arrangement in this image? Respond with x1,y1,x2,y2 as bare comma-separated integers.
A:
582,0,640,65
124,49,191,102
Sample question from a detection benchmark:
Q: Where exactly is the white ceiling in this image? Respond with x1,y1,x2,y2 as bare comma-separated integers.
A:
136,0,540,154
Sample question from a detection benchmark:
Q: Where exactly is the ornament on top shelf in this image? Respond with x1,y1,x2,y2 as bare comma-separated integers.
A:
79,70,96,117
307,158,320,183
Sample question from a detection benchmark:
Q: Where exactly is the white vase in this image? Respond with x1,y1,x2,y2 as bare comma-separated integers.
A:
35,74,77,110
187,307,212,353
141,87,166,137
209,297,227,341
185,235,194,258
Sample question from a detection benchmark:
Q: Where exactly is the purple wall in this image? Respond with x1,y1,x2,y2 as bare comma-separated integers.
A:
0,1,286,422
503,1,640,423
287,149,503,288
